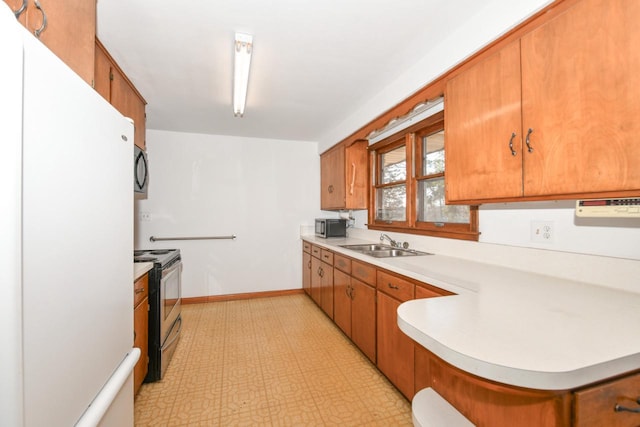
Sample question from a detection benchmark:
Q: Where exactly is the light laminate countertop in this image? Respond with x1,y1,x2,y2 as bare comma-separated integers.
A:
302,235,640,390
134,262,153,281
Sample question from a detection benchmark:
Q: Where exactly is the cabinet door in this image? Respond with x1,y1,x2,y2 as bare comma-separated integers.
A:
377,291,415,399
111,66,146,149
302,251,311,296
6,0,96,84
94,40,112,102
344,140,368,209
351,278,376,363
333,269,352,336
521,0,640,196
320,146,346,209
445,40,523,203
310,256,322,306
320,261,334,319
133,296,148,395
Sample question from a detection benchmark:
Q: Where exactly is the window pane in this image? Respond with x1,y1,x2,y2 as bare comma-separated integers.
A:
380,145,406,184
376,185,406,221
418,177,469,223
422,130,445,175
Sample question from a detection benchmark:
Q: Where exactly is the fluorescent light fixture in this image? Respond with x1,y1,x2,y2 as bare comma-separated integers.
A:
233,33,253,117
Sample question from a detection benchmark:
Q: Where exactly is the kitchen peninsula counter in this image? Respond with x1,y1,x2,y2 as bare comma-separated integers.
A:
301,235,640,391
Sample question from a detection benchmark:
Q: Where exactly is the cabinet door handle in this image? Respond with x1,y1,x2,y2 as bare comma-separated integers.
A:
348,285,354,300
33,0,48,38
328,184,334,194
525,128,534,153
135,288,145,294
388,283,399,290
508,132,517,156
12,0,27,19
349,163,356,195
308,260,311,268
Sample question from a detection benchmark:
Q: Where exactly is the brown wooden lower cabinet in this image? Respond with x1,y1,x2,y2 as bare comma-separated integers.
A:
349,277,376,363
574,372,640,427
133,273,149,395
333,269,352,336
310,254,322,306
377,291,415,399
427,350,572,427
302,250,311,296
302,242,640,426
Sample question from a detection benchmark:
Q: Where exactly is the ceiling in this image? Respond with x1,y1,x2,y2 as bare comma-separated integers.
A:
96,1,493,144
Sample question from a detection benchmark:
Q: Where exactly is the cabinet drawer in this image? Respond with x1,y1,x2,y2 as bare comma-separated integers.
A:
334,254,351,274
574,371,640,427
311,245,321,258
377,270,414,302
134,274,148,307
303,241,311,253
352,260,376,286
321,249,334,265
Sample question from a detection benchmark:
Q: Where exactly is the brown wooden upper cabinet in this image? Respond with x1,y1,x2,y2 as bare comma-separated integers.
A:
95,39,147,149
320,140,368,210
445,0,640,204
4,0,96,85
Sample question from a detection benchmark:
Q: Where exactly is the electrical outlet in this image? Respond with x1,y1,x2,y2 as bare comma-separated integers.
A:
530,220,554,243
139,212,151,222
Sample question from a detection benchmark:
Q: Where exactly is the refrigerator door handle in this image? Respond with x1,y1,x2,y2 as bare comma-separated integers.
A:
75,348,140,427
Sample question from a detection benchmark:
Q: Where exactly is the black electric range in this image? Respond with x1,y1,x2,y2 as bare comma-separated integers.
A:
134,248,182,382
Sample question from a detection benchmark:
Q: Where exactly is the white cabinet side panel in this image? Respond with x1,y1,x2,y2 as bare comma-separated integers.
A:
0,5,25,427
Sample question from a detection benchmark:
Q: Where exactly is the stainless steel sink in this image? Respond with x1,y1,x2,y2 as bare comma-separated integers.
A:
339,244,432,258
339,244,394,251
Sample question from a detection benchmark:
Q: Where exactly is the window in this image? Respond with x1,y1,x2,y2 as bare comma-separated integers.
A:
376,140,407,222
369,112,479,241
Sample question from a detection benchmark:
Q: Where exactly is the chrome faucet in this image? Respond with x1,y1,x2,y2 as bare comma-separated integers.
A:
380,233,398,247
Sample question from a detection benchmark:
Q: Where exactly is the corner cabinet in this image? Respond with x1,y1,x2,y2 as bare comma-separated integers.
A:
95,39,147,149
4,0,96,85
445,0,640,204
320,140,368,210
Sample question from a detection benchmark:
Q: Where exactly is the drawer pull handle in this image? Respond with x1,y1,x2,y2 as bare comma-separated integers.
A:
614,399,640,413
388,283,399,290
135,288,145,294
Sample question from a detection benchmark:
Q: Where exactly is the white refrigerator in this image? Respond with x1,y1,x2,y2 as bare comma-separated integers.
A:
0,4,139,426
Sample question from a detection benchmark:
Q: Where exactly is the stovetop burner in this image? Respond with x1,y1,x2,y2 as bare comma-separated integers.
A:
134,249,181,268
135,257,157,262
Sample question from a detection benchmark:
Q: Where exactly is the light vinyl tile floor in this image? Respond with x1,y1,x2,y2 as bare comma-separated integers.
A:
134,293,412,426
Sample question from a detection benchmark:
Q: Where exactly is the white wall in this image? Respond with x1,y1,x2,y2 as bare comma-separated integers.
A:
135,130,321,298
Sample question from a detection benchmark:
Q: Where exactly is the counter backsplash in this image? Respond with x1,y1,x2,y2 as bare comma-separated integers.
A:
307,227,639,294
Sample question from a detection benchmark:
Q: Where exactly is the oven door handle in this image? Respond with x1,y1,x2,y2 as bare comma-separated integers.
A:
162,316,182,350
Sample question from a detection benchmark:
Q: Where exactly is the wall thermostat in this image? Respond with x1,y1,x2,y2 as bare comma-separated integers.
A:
575,198,640,218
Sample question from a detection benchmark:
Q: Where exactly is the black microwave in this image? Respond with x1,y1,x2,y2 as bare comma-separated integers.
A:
315,218,347,238
134,145,148,195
